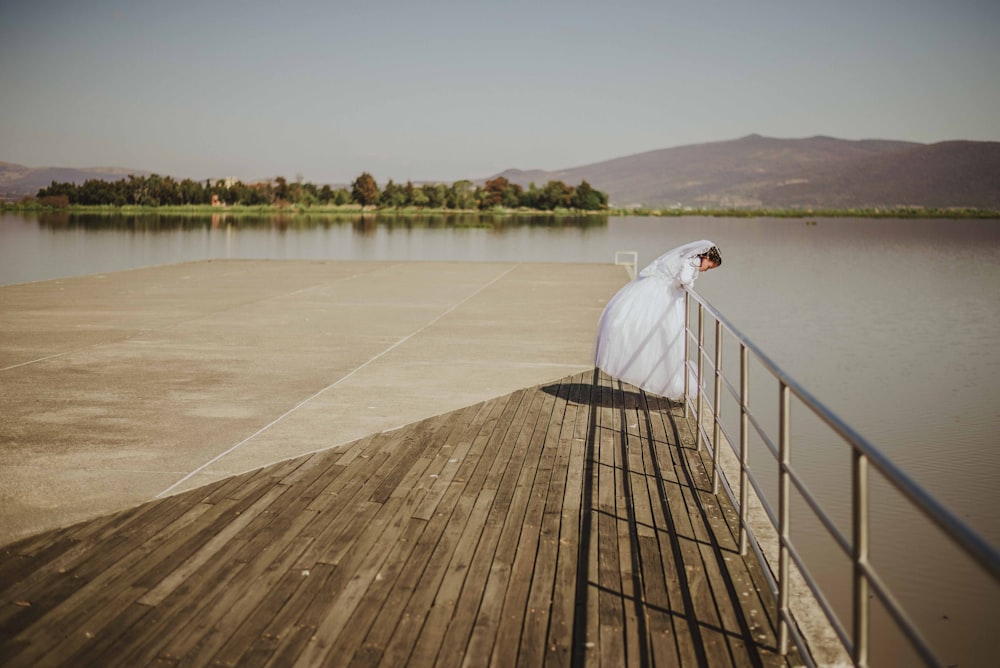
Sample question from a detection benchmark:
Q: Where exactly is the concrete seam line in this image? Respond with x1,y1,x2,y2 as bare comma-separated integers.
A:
1,351,75,372
155,264,519,498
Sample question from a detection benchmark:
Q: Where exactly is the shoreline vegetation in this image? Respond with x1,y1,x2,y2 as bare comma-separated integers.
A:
3,201,998,219
0,171,996,218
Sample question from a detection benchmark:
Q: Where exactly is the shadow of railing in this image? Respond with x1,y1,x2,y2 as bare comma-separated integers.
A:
544,371,798,666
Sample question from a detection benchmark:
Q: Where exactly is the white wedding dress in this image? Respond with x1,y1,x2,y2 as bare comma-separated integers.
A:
594,240,716,400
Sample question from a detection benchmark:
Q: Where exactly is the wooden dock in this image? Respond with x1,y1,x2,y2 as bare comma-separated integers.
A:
0,369,801,667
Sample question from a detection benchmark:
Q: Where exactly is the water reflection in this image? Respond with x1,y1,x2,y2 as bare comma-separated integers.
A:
31,211,608,234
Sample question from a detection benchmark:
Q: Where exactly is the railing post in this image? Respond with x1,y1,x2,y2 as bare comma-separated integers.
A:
712,319,723,494
853,450,870,666
683,291,690,418
696,304,705,451
778,382,791,655
739,344,749,556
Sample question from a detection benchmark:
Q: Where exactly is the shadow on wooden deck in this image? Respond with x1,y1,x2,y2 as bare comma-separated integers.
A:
0,370,803,667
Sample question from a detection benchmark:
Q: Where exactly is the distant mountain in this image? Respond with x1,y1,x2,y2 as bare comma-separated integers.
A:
754,140,1000,208
0,162,150,200
5,134,999,208
491,134,1000,209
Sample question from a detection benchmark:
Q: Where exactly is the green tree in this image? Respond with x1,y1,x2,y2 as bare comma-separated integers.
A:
448,180,475,210
573,180,607,210
409,183,430,207
127,174,150,206
538,180,575,210
333,187,352,205
273,176,290,204
482,177,509,208
351,172,379,207
402,180,418,207
179,178,206,205
422,183,448,208
521,182,540,209
380,179,405,207
502,181,523,208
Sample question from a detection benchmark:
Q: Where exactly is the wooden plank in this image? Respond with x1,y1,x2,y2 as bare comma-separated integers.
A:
0,534,81,605
399,393,521,667
139,485,288,606
631,392,688,667
636,533,683,666
0,486,265,667
670,421,737,666
685,445,798,666
488,385,560,667
369,412,452,505
150,485,320,666
291,455,394,566
0,491,205,615
79,487,292,667
194,532,317,664
239,561,340,667
324,404,495,666
199,466,273,504
37,478,283,667
274,411,464,666
329,405,494,666
465,384,550,663
411,402,487,521
211,559,318,666
612,380,648,666
596,376,625,667
410,388,531,666
640,391,706,667
150,501,321,664
289,467,438,666
516,377,572,666
463,384,548,656
625,391,685,666
254,499,383,667
330,431,381,468
544,370,593,666
38,485,316,667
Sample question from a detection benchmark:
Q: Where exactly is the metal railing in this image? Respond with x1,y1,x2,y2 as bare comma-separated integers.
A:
680,287,1000,667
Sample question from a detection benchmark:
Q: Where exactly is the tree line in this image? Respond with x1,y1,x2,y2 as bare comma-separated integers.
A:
35,172,608,211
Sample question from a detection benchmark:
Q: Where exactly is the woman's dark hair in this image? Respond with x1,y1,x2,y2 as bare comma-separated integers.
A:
701,246,722,266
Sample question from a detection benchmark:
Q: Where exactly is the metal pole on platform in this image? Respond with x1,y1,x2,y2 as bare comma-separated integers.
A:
712,319,723,494
696,304,705,451
778,382,791,655
683,291,690,419
853,450,871,666
739,344,749,556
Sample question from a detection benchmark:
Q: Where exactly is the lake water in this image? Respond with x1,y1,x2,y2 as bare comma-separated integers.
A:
2,211,998,665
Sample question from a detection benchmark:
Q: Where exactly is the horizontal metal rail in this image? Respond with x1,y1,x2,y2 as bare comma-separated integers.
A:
680,288,1000,667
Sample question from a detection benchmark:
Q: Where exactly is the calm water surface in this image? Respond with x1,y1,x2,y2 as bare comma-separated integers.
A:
2,211,998,665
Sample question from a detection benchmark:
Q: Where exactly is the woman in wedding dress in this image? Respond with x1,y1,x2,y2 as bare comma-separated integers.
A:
595,240,722,400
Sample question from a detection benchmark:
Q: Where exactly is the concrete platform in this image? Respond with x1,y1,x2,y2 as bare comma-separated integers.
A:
0,260,626,546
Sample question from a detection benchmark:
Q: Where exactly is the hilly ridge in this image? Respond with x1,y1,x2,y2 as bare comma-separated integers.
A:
0,163,149,201
3,134,999,208
492,134,1000,209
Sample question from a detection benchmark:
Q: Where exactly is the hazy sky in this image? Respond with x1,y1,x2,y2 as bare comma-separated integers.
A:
1,0,998,184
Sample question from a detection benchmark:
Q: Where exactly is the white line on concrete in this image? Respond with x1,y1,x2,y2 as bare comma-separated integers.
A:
1,351,76,372
155,264,519,498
